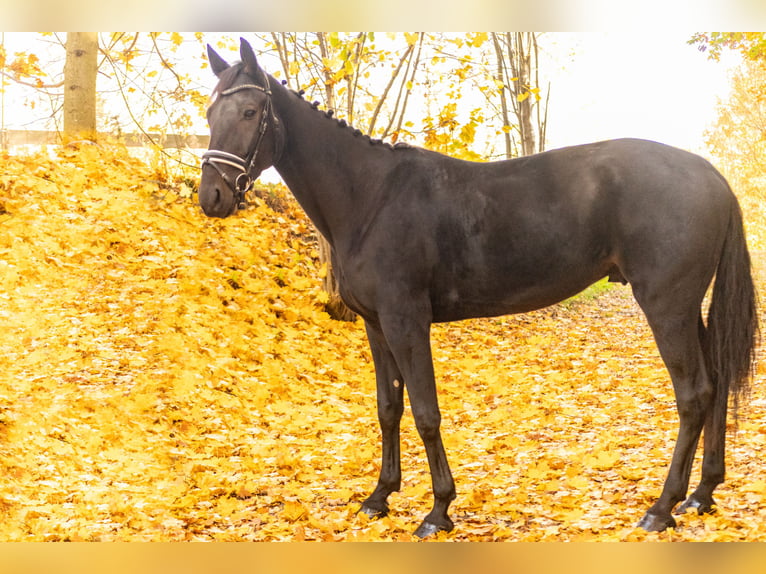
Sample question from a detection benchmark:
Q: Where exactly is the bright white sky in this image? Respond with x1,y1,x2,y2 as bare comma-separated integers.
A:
540,32,739,154
0,32,740,159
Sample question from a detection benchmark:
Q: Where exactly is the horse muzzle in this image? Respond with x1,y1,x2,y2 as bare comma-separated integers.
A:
198,177,240,218
199,150,253,217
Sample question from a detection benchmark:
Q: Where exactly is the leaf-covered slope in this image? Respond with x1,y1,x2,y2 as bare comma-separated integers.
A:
0,146,764,541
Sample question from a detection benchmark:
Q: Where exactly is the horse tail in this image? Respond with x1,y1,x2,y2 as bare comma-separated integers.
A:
706,198,759,427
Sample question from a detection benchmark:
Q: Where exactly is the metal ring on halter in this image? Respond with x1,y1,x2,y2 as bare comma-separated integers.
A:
235,171,253,195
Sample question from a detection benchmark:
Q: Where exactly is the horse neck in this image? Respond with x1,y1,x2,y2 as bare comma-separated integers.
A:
269,79,388,247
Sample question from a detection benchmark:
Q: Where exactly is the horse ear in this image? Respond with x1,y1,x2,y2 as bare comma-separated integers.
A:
207,44,230,77
239,37,261,79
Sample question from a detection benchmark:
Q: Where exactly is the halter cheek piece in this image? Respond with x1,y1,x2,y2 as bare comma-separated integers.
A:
200,74,279,211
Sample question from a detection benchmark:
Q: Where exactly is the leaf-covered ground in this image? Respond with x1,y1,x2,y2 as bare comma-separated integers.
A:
1,146,765,541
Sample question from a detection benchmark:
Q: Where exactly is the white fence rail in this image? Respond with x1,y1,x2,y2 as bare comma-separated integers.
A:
1,129,210,150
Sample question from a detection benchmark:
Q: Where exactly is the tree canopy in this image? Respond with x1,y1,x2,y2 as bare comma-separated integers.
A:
0,33,549,161
690,32,766,62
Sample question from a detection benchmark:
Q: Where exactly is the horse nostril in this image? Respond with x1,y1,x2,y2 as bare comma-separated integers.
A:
200,184,224,217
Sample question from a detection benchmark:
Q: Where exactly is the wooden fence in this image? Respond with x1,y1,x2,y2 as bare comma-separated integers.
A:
0,129,210,149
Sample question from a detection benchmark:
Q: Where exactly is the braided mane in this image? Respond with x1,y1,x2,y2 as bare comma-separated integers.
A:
213,62,412,151
283,79,412,151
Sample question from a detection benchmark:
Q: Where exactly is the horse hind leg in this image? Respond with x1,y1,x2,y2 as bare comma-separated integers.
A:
675,317,726,517
633,289,714,531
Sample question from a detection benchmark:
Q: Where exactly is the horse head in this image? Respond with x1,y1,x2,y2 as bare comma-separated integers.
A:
199,38,284,217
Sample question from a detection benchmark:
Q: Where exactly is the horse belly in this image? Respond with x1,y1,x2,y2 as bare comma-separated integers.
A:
429,258,611,322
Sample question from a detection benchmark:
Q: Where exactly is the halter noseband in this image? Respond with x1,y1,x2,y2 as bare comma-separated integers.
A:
201,75,279,211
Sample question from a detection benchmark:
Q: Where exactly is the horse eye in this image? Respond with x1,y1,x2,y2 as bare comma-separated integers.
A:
243,109,257,119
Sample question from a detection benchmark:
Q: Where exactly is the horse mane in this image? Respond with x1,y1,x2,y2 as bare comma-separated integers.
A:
287,84,411,151
215,62,412,152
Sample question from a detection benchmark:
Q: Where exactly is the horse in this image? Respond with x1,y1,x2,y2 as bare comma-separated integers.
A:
198,38,758,538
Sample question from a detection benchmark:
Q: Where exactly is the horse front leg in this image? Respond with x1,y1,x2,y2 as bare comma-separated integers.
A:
377,307,456,538
359,322,405,519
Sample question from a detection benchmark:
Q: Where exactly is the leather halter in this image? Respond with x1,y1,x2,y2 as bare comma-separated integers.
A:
201,75,279,211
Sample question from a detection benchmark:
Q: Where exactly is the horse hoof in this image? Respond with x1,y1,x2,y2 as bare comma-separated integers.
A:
358,503,387,519
414,521,444,539
675,495,715,516
637,512,677,532
413,518,453,539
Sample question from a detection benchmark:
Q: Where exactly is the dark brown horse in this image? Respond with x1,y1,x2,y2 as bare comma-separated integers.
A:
198,38,758,538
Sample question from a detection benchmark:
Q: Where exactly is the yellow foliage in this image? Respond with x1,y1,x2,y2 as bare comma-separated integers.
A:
470,32,489,48
705,59,766,250
0,145,764,541
404,32,419,47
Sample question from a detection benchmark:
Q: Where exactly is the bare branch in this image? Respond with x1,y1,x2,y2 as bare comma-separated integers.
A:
0,69,64,91
367,42,414,136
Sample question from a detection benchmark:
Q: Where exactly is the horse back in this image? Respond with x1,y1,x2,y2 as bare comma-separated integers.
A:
338,138,734,322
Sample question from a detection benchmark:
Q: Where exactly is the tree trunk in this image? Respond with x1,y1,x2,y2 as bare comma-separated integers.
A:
492,33,513,159
63,32,98,141
509,33,536,157
491,32,548,158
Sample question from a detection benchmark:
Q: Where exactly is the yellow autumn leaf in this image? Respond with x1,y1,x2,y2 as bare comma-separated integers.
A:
471,32,488,47
459,122,476,145
586,450,621,471
566,475,591,490
743,479,766,493
282,500,307,523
